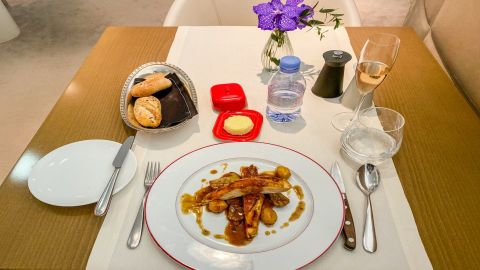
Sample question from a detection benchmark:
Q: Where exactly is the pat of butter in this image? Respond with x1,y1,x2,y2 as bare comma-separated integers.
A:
223,115,254,135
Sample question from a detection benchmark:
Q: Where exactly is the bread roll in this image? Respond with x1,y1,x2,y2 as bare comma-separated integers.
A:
130,72,172,97
133,96,162,128
127,103,142,128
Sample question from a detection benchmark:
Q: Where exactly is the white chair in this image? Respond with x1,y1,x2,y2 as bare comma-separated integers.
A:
0,1,19,43
405,0,480,111
164,0,361,26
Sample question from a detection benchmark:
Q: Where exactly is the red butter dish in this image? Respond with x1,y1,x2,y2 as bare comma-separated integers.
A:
211,83,247,111
213,110,263,142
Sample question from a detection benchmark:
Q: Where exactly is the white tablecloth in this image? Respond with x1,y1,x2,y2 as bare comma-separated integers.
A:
87,26,432,270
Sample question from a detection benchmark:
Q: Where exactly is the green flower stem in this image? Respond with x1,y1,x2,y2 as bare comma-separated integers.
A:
265,30,285,67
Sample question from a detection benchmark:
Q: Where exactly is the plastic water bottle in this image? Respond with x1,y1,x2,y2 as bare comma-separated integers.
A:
266,56,306,122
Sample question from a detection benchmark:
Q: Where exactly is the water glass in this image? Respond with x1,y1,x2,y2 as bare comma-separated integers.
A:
340,107,405,164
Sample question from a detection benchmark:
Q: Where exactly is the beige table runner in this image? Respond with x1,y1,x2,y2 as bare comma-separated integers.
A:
87,26,431,270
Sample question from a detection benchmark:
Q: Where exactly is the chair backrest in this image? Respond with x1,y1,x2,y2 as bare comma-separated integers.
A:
406,0,480,111
164,0,361,27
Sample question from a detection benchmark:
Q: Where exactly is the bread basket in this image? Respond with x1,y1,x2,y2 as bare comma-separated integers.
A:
120,62,198,134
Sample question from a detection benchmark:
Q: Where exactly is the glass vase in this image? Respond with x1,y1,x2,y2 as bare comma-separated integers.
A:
261,30,294,72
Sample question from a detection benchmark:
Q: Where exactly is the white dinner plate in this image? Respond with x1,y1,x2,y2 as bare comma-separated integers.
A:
28,140,137,207
145,142,344,270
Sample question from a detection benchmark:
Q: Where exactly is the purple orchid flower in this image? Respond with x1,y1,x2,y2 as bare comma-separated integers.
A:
253,0,314,32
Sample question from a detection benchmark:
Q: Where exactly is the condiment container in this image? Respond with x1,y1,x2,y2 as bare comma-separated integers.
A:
311,50,352,98
212,110,263,142
211,83,247,111
210,83,262,141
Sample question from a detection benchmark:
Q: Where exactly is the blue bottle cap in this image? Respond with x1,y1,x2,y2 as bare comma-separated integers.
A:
280,56,301,73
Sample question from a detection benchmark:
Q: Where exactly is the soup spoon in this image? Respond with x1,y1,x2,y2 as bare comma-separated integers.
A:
356,163,380,253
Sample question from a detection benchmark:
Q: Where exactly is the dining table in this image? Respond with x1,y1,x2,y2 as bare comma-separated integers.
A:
0,26,479,270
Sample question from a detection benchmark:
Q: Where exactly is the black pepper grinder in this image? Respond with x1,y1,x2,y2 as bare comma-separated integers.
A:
312,50,352,98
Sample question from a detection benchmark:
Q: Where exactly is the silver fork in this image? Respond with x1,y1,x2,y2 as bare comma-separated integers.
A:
127,161,160,249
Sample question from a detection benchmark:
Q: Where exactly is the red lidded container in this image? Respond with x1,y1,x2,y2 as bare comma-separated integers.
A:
211,83,247,111
210,83,263,142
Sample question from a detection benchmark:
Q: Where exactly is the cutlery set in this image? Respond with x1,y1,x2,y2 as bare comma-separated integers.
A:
91,136,161,249
330,162,356,250
92,135,163,249
93,136,379,252
94,136,135,216
127,161,161,249
331,161,380,253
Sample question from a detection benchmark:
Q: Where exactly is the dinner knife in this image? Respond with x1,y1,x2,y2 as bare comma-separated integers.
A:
331,161,356,250
94,136,135,216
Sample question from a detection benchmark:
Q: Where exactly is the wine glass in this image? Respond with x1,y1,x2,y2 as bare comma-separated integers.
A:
331,33,400,131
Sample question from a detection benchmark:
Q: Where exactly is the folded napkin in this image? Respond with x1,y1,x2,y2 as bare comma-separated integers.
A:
133,72,198,128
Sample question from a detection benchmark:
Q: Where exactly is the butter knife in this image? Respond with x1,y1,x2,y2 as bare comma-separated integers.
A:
94,136,135,216
331,161,356,250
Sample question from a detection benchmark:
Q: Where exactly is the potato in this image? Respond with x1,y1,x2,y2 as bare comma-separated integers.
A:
260,207,277,225
207,200,228,213
259,171,276,177
275,166,291,180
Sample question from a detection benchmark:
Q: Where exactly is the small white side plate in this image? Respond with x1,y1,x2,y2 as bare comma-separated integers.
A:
28,140,137,207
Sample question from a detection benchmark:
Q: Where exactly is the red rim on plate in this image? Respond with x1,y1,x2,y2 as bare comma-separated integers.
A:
144,142,345,270
212,110,263,142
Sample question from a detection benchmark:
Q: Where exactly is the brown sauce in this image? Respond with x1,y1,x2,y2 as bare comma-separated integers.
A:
201,178,207,183
280,222,289,229
180,193,210,236
272,230,277,234
224,221,251,246
293,185,304,200
180,194,196,214
289,201,305,222
265,231,271,236
210,169,218,174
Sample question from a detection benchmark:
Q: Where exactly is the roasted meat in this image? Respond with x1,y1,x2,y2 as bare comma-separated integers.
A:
243,193,264,239
204,177,292,201
209,172,241,189
241,165,259,178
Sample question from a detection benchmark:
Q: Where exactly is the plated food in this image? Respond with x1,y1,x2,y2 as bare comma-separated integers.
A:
180,164,306,246
120,62,198,134
145,142,343,269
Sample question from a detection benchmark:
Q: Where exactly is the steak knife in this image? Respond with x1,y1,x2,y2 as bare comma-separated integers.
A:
94,136,135,216
331,161,356,250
